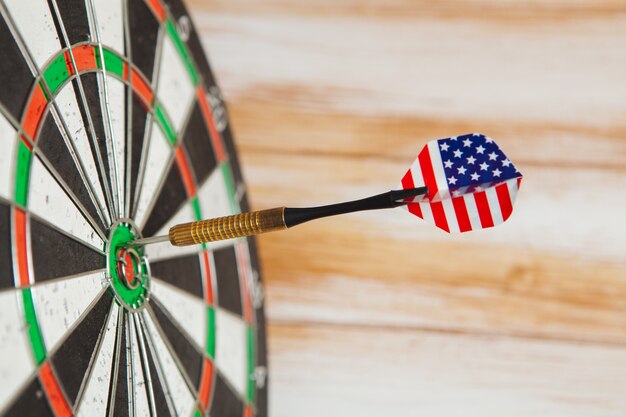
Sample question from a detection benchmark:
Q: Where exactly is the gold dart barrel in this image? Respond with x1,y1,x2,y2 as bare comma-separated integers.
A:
168,207,287,246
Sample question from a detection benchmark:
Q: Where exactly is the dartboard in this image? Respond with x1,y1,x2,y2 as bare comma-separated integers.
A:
0,0,268,416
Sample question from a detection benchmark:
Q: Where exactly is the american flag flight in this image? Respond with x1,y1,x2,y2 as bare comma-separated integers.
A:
400,133,522,233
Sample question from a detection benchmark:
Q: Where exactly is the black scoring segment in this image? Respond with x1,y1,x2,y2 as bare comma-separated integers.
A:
210,372,243,417
3,378,55,417
73,73,113,203
128,94,149,216
0,17,35,121
182,102,217,185
109,311,129,417
150,254,203,298
51,291,113,405
213,246,243,316
127,0,160,82
30,217,104,282
38,116,106,233
141,163,187,237
47,0,90,45
0,203,14,289
149,299,203,389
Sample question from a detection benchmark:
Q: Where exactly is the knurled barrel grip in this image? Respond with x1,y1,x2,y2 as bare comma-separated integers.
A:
168,207,287,246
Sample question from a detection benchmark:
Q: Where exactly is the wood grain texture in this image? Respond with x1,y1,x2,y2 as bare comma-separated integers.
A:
187,0,626,415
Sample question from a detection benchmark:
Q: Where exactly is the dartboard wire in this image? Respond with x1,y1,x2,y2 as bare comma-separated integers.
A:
143,303,204,402
0,3,112,231
85,0,125,220
72,298,118,414
48,0,120,222
126,312,138,417
121,0,134,219
0,102,109,246
131,312,159,417
136,311,182,417
130,23,166,220
105,305,125,417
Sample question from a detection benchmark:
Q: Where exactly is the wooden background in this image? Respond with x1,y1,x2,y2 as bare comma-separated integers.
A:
188,1,626,415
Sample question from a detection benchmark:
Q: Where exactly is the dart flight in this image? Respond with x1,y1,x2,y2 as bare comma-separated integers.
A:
399,133,522,233
132,133,522,247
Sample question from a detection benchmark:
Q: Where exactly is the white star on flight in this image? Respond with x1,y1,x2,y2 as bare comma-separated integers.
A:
475,145,485,154
470,172,480,181
472,133,481,137
485,136,494,143
492,168,502,177
474,185,484,192
502,158,512,167
457,166,467,175
463,138,472,147
466,156,476,165
440,142,450,152
443,159,453,168
450,136,458,141
488,152,498,161
452,190,462,197
448,176,458,185
479,162,489,171
453,149,463,158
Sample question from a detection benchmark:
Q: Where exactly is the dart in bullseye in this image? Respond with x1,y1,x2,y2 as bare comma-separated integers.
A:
131,133,522,247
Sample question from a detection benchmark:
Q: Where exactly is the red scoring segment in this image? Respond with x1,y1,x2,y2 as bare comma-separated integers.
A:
39,363,72,417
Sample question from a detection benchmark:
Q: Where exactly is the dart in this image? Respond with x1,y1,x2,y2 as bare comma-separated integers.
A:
132,133,522,247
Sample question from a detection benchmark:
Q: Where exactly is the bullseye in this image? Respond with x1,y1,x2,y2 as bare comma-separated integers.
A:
107,220,150,310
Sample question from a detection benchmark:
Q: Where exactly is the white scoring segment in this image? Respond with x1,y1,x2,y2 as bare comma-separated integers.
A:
128,316,151,417
31,271,107,352
0,114,16,200
144,202,197,261
197,168,238,251
53,87,109,224
0,291,35,409
3,0,61,69
100,75,126,216
89,0,124,53
151,279,206,350
28,156,105,250
142,312,195,417
155,33,195,135
76,304,119,417
134,122,172,229
215,308,248,397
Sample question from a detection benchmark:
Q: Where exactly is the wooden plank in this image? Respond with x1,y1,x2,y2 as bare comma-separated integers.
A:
268,322,626,417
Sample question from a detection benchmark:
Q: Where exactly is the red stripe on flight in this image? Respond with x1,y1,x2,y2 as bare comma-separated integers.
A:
22,85,47,140
14,209,30,287
198,358,214,409
473,191,494,228
40,363,72,417
175,148,196,197
401,169,423,217
417,147,438,201
429,201,449,232
452,196,472,232
495,183,513,221
196,87,226,162
201,251,214,304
